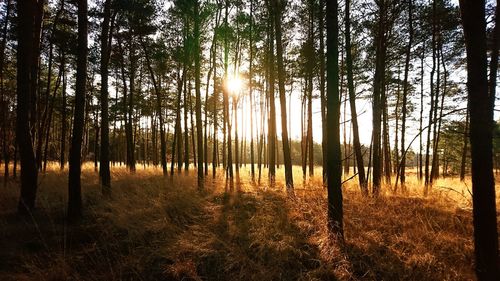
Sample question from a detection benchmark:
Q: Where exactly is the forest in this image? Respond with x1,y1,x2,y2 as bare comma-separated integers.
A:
0,0,499,280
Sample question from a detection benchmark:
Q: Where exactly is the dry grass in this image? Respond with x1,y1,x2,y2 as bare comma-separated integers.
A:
0,163,497,280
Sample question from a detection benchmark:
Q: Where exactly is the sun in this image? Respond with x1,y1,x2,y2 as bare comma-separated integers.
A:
225,74,244,95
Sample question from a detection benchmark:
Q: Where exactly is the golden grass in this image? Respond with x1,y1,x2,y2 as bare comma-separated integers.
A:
0,162,498,280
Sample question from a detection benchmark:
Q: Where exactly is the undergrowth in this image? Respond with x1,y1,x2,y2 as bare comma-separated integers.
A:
0,163,495,280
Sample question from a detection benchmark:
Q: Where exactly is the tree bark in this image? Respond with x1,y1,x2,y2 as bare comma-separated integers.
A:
141,39,167,175
345,0,367,194
319,0,327,183
266,0,276,182
68,0,87,221
325,0,343,238
194,0,204,187
399,0,413,188
459,0,500,279
249,0,255,180
372,0,389,194
273,0,293,190
100,0,113,194
16,0,39,214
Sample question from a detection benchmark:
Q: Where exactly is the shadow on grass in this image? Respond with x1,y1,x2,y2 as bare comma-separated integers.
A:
341,195,474,281
166,187,338,281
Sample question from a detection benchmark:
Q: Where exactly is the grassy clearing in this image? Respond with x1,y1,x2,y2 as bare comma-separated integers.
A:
0,163,497,280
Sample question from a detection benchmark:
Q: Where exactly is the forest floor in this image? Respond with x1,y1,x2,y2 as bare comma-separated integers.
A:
0,163,497,281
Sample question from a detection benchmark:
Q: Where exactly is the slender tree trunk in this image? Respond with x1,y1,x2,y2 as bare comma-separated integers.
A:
273,0,293,190
425,0,437,190
372,0,388,194
325,0,343,238
319,0,327,183
223,0,233,179
307,0,314,177
194,0,204,187
460,99,469,181
68,0,87,220
184,75,190,171
141,39,167,175
266,0,276,182
430,36,442,183
301,92,307,178
399,0,413,188
212,10,220,179
100,0,112,194
16,0,39,214
382,84,391,184
249,0,255,180
234,97,239,174
127,37,136,172
189,83,197,168
489,1,499,122
0,0,12,182
30,1,43,143
60,51,67,170
43,61,63,172
459,1,499,279
393,68,400,175
36,40,54,170
419,39,425,181
345,0,367,193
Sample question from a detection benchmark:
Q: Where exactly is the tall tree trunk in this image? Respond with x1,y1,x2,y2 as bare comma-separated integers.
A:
141,39,167,175
60,51,67,170
0,0,12,182
204,16,219,177
319,0,327,183
172,65,184,174
399,0,413,188
345,0,367,194
325,0,343,238
233,97,239,174
489,1,499,122
425,0,437,190
418,39,425,181
212,9,220,179
43,60,63,172
249,0,255,180
194,0,204,187
184,76,189,171
266,0,276,182
223,0,233,179
273,0,293,190
36,40,54,170
382,84,391,184
127,37,136,172
307,0,314,177
460,98,469,181
16,0,39,214
431,47,446,182
68,0,87,220
430,35,442,183
393,68,400,175
100,0,112,194
459,0,499,279
189,83,197,168
30,1,43,143
301,92,307,178
372,0,389,195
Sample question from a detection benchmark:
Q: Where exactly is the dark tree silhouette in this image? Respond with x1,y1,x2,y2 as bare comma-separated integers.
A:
68,0,87,220
325,0,343,237
100,0,113,195
459,0,499,279
16,0,40,214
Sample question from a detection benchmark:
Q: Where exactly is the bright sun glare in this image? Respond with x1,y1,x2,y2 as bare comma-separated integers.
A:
226,75,243,95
